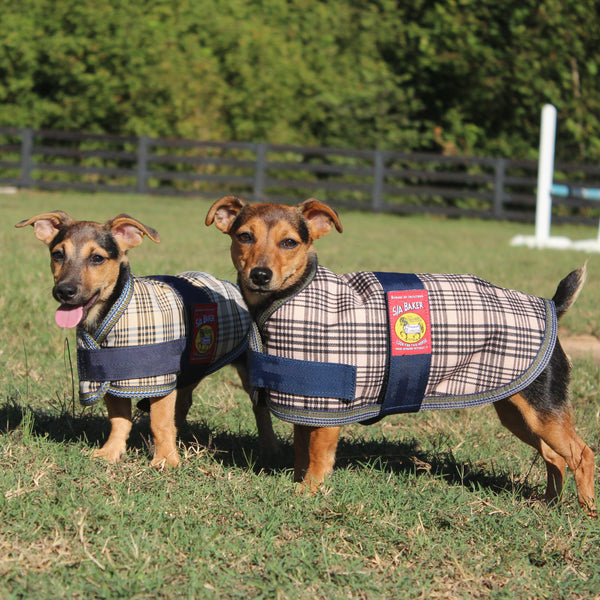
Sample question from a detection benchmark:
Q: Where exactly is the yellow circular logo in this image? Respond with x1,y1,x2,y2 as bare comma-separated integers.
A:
394,313,426,344
194,325,215,355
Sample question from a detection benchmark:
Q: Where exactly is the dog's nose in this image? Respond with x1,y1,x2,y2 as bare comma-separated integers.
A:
249,267,272,287
54,283,78,303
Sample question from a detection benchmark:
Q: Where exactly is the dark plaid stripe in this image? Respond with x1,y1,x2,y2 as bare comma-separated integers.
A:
257,266,556,425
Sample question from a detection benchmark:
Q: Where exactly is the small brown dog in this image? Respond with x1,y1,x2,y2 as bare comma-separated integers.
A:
17,211,276,467
207,195,596,516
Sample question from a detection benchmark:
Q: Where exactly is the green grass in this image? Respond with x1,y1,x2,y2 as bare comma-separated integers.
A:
1,191,600,599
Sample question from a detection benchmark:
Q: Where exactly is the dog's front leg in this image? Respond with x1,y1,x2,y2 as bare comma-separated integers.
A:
93,394,132,463
149,390,180,468
234,360,280,462
253,398,279,462
295,424,341,492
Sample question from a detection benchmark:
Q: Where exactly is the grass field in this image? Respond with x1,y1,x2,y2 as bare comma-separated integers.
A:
1,190,599,599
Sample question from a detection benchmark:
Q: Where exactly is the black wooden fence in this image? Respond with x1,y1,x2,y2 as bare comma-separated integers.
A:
1,127,600,224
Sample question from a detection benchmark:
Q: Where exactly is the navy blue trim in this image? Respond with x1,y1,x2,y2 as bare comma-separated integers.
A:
247,350,356,401
365,272,432,422
78,338,188,382
149,275,212,305
374,272,422,291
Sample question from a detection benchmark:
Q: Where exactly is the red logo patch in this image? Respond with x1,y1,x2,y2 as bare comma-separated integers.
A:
387,290,432,356
190,304,218,363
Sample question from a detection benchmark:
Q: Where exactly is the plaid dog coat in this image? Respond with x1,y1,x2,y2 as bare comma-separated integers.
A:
77,272,250,405
248,264,557,426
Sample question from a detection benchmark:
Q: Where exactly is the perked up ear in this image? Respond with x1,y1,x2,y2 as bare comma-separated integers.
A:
298,198,343,240
205,195,248,233
14,210,75,245
106,214,161,250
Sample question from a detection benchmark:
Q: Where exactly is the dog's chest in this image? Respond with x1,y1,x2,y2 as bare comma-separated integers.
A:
251,266,557,426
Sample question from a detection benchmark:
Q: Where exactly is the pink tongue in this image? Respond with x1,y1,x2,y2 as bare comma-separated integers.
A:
55,305,84,328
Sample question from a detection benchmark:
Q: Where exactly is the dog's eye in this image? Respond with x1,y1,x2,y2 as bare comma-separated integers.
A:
51,250,65,263
89,254,106,265
237,232,254,244
280,238,299,249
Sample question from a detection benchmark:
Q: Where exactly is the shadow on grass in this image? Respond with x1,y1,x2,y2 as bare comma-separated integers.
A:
0,397,290,473
334,436,543,501
0,398,541,501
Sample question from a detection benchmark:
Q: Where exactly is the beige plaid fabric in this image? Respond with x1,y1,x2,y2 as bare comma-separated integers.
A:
253,266,556,426
78,272,250,405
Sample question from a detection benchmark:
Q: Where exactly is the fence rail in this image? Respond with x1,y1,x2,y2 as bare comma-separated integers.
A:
1,127,600,224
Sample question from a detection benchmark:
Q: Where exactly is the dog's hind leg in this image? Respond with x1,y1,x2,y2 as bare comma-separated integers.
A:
252,399,280,463
494,395,596,517
149,390,180,468
175,384,195,432
493,397,566,501
234,360,280,462
93,394,132,463
538,440,567,503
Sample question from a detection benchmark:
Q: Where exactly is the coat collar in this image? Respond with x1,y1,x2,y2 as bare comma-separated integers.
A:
78,274,135,349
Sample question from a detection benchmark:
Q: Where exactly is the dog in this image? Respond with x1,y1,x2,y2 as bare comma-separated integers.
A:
206,195,597,517
16,211,277,468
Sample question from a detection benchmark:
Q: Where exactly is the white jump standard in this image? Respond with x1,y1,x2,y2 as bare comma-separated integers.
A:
510,104,600,253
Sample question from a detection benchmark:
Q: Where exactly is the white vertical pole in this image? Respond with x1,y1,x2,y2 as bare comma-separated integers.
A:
535,104,557,247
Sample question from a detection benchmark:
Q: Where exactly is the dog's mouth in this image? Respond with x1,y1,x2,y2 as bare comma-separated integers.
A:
241,269,307,299
245,285,272,294
54,294,99,328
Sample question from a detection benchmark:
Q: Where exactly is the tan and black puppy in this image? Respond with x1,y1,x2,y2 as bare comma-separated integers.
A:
17,211,276,468
207,195,596,517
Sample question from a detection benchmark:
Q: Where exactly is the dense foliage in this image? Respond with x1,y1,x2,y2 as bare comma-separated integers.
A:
1,0,599,161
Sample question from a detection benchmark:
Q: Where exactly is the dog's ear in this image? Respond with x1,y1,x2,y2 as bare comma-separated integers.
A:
15,210,74,245
106,214,161,250
298,199,343,239
206,195,247,233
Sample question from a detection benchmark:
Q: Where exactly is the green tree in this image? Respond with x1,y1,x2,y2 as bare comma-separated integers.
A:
0,0,599,161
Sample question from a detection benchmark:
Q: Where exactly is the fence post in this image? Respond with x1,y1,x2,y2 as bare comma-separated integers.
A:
254,142,267,201
20,128,33,188
372,150,385,211
493,158,506,218
136,136,149,194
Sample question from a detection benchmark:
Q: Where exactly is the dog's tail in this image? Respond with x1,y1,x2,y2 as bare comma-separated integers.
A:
553,262,587,320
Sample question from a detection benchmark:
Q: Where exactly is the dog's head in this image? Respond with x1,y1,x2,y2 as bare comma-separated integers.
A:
206,196,342,310
16,211,160,330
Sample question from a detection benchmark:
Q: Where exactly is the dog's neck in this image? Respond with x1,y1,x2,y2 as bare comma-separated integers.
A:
80,262,131,334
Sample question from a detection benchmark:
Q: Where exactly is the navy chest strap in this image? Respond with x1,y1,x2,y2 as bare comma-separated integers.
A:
368,272,431,421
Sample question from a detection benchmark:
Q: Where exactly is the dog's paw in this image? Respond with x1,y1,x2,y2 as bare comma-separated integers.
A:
151,449,180,469
92,444,126,463
296,477,325,495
